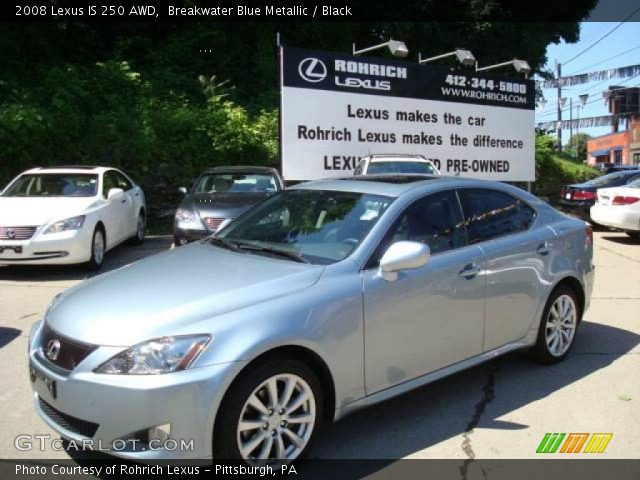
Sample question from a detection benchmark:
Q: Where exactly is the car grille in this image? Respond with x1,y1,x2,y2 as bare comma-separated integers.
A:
39,323,97,372
0,226,38,240
39,398,99,438
204,217,226,231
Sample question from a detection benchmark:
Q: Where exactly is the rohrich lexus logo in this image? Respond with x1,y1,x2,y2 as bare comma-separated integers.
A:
298,58,327,83
7,229,16,239
46,339,61,361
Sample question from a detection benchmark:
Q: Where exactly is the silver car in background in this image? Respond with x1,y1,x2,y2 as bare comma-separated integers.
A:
28,175,594,464
173,166,284,245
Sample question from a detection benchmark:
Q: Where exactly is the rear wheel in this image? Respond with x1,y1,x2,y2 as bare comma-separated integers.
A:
530,285,580,364
86,226,105,271
129,211,145,245
214,358,323,465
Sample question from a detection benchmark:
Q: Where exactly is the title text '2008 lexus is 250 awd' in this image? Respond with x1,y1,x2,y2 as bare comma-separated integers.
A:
28,175,594,464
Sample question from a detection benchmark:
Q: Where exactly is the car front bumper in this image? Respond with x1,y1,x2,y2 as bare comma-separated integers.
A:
590,204,640,231
0,227,92,265
28,321,246,460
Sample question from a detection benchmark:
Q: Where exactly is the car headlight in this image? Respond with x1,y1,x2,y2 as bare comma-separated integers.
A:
175,208,203,229
95,335,211,375
45,215,86,234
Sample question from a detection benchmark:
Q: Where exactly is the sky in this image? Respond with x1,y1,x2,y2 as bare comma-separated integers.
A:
534,0,640,141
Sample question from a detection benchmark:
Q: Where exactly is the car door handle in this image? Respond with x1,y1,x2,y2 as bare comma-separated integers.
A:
121,199,127,204
459,263,480,279
536,241,553,255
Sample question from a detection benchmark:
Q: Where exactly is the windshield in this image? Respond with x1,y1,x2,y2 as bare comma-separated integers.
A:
193,173,277,194
2,174,99,197
217,189,393,265
368,161,436,175
587,172,635,187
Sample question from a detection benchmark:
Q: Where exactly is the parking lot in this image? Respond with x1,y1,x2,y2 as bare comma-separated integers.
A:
0,232,638,460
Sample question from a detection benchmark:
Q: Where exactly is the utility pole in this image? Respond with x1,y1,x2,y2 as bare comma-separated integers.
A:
569,97,573,153
556,61,562,152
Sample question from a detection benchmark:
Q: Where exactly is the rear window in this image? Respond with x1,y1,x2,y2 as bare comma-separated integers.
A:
368,161,436,175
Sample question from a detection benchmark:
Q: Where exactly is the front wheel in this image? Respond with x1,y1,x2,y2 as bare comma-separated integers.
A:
214,358,323,465
530,285,580,364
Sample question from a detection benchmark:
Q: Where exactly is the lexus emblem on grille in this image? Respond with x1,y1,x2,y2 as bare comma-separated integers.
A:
6,229,16,239
46,339,61,361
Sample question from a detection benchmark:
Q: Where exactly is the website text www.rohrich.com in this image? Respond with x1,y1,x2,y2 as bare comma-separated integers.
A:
441,87,528,105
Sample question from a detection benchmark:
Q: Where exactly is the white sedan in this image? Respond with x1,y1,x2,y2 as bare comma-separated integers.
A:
590,178,640,239
0,166,146,269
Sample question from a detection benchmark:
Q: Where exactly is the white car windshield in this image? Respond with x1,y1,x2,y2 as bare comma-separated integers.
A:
368,161,436,175
217,189,393,265
2,174,99,197
193,173,277,194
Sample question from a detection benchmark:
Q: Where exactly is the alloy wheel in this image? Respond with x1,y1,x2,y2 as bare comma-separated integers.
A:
236,373,316,465
93,230,105,265
545,294,577,357
137,214,145,241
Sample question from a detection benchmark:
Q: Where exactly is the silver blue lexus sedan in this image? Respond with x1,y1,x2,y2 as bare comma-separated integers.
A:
28,175,594,464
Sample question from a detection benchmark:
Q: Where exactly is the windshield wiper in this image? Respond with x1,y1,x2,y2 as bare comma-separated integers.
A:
235,242,309,264
206,236,241,252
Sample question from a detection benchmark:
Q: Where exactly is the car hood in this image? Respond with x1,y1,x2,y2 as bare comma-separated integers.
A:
182,192,271,217
45,243,324,346
0,197,99,226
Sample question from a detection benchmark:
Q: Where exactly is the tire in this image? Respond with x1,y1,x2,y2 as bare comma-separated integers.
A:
86,226,106,271
626,231,640,240
530,285,580,364
213,357,323,465
129,211,146,245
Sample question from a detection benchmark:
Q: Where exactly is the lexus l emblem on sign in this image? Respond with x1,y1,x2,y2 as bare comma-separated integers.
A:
298,58,327,83
46,339,61,361
7,229,16,239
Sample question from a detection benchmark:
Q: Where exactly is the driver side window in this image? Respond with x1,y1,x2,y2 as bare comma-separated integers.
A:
102,171,119,198
368,190,467,268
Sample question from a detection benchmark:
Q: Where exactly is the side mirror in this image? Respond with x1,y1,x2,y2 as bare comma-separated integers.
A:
178,187,188,195
107,188,124,200
378,241,430,282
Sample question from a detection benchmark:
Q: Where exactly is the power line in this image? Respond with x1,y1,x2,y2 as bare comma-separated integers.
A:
535,74,640,118
567,44,640,75
554,22,613,62
563,5,640,65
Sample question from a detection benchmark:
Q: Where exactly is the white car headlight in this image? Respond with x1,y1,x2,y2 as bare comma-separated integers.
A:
45,215,86,234
95,335,211,375
175,208,203,229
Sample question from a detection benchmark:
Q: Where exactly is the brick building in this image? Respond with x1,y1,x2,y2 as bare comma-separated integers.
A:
586,86,640,166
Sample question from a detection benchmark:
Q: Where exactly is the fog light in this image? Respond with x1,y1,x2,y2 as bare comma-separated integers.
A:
148,423,171,443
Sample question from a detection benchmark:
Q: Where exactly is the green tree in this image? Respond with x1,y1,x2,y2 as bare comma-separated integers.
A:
567,133,592,162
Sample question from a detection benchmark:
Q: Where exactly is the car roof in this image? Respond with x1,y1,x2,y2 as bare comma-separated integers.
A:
23,166,111,174
368,154,429,163
202,166,277,174
291,174,504,198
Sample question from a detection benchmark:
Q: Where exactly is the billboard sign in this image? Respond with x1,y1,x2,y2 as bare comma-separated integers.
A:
280,46,535,181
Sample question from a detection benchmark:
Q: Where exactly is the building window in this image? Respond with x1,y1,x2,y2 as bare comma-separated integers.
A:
614,150,622,165
634,153,640,166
